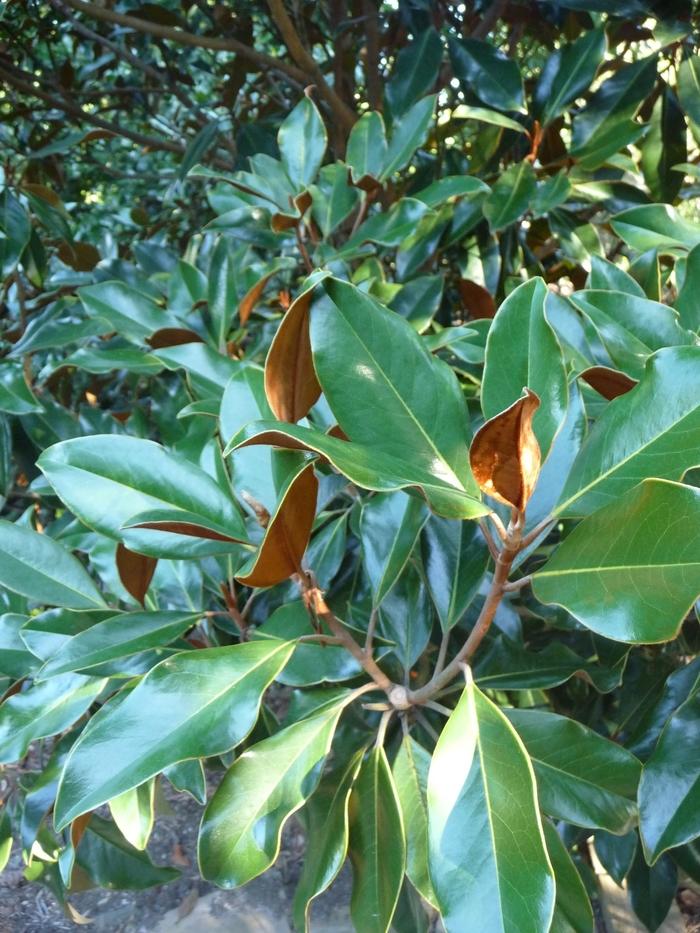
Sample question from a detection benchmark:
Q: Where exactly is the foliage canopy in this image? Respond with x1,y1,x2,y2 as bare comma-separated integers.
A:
1,1,700,930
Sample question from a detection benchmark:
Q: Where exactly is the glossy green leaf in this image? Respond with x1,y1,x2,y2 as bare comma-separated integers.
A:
611,205,700,253
350,198,430,248
75,815,179,890
386,28,442,116
571,56,657,163
537,480,700,643
506,709,642,833
54,641,293,828
535,27,606,126
78,281,177,342
482,277,567,457
154,343,238,397
483,160,536,231
448,36,524,112
360,491,428,607
0,190,31,275
311,277,483,517
0,521,106,610
569,290,693,379
587,255,645,297
474,635,623,693
292,749,364,932
38,435,249,557
198,693,349,888
627,848,677,933
544,822,594,933
677,54,700,140
278,96,327,190
0,362,43,414
450,104,526,133
555,348,700,517
381,95,435,179
641,84,686,203
256,602,368,686
0,613,37,678
421,515,489,631
60,346,165,375
346,111,387,185
109,778,155,851
0,673,106,764
0,807,11,874
163,758,207,804
230,420,487,520
393,736,436,907
37,610,199,679
207,236,239,349
310,163,359,237
675,242,700,332
639,691,700,862
594,830,637,886
427,676,555,933
349,746,406,933
378,561,432,671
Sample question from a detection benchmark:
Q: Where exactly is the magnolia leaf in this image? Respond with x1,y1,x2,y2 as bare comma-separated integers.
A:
360,491,428,607
639,691,700,863
54,641,293,828
292,749,365,932
506,708,642,833
579,366,638,400
535,480,700,643
235,461,318,587
116,544,157,605
199,694,349,888
348,746,406,933
469,388,541,510
555,347,700,517
392,735,437,907
427,674,555,933
0,520,107,610
264,282,322,422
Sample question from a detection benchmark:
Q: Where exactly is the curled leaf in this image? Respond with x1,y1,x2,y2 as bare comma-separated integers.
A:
264,284,321,422
239,272,275,326
116,543,157,605
469,388,541,511
147,328,204,349
236,462,318,587
579,365,638,400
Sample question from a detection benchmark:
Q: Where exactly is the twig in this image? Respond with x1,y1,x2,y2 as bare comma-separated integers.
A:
502,575,532,593
520,516,555,550
479,517,500,560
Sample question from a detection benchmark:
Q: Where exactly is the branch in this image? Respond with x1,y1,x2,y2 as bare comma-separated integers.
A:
408,511,524,704
266,0,357,132
60,0,310,93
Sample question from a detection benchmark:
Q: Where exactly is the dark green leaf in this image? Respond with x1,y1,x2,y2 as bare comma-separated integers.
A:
360,491,428,607
506,708,642,833
349,747,406,933
448,36,524,112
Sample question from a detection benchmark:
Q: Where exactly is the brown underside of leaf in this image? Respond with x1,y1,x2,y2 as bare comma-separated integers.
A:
236,463,318,588
264,286,321,422
271,212,299,232
128,521,243,543
579,365,639,400
116,543,158,604
239,271,274,325
458,278,496,319
469,388,541,511
147,327,204,349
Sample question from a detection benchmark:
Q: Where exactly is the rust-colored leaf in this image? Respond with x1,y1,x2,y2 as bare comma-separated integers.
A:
239,272,275,326
116,543,157,605
70,811,93,851
147,327,204,349
271,212,299,232
127,521,243,543
327,424,350,441
294,190,312,215
458,279,496,319
264,284,321,422
236,463,318,588
469,389,541,512
22,183,64,209
579,365,638,400
56,240,101,272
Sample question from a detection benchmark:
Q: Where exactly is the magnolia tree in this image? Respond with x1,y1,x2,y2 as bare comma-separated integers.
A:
1,1,700,931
